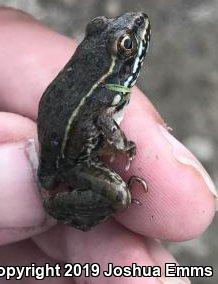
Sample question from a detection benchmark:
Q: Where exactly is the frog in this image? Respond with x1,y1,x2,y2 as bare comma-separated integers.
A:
37,12,151,231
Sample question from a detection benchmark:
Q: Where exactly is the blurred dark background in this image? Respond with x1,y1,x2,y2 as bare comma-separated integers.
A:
1,0,217,283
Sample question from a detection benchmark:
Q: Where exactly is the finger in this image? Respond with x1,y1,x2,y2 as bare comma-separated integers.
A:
0,238,74,284
0,7,76,119
113,89,216,240
0,9,216,240
145,238,190,283
0,112,55,245
34,221,161,284
33,220,190,284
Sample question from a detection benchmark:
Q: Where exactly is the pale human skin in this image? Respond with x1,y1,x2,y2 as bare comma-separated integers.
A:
0,7,216,284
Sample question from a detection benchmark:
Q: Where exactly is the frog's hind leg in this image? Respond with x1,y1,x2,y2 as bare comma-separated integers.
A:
43,162,131,231
43,187,113,231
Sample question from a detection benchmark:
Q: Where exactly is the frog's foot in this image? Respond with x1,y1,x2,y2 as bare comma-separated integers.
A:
125,141,136,171
128,176,148,193
128,176,148,206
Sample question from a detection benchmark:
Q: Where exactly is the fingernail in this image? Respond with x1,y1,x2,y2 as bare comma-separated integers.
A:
161,277,191,284
25,138,39,182
158,125,218,200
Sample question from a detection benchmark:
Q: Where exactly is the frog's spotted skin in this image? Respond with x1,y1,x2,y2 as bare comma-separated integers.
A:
37,12,151,231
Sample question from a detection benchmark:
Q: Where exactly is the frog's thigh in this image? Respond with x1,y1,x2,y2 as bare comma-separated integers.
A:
73,162,131,210
44,188,114,230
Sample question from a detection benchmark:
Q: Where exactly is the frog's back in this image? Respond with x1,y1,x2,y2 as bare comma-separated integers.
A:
37,39,111,189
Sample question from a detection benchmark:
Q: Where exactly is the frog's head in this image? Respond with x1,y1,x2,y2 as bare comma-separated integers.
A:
85,12,151,88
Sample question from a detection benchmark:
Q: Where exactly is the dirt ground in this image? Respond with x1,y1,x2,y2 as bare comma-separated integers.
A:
1,0,218,283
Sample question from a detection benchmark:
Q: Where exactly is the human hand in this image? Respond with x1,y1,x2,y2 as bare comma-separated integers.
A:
0,8,216,284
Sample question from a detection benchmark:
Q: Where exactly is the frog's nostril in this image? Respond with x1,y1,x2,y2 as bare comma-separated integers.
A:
135,16,144,26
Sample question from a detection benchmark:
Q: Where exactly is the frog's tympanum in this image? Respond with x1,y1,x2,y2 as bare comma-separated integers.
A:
37,12,151,231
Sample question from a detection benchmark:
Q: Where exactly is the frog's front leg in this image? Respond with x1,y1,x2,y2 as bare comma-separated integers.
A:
43,162,131,231
97,114,136,168
97,113,148,197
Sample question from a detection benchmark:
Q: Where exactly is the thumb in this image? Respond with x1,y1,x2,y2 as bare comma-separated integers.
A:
0,112,55,245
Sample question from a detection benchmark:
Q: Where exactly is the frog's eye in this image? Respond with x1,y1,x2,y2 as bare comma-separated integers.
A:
117,33,137,57
121,35,133,49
